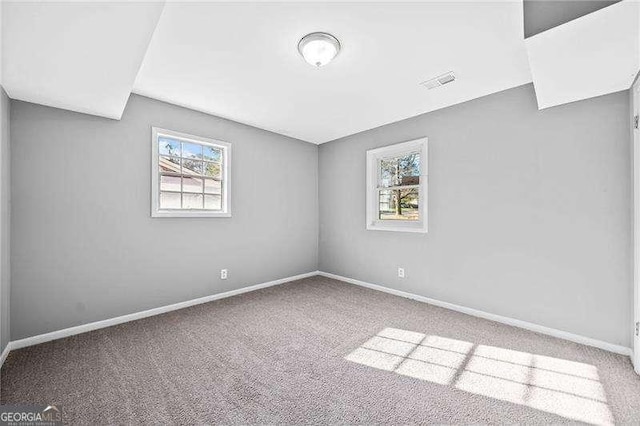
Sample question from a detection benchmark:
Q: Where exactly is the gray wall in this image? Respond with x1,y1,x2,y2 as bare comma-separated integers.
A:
523,0,620,38
319,84,632,347
1,89,10,353
10,94,318,340
7,83,633,347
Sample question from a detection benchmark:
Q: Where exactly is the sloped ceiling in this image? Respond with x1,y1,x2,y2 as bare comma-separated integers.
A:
1,1,639,144
2,1,165,119
525,0,639,110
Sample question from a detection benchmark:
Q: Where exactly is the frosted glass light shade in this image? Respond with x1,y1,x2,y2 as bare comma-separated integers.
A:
298,32,341,67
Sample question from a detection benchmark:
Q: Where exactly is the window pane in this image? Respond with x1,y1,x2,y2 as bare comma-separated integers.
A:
183,176,203,193
378,188,419,221
183,193,203,209
182,159,203,176
379,153,420,187
205,194,222,210
182,142,202,159
160,192,181,209
204,162,221,179
204,146,222,162
160,175,181,192
204,178,221,194
158,137,181,157
159,156,181,174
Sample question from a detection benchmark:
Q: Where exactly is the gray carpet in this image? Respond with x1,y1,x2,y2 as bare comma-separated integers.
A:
1,276,639,425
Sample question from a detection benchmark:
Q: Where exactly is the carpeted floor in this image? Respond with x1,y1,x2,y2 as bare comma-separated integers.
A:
1,276,640,424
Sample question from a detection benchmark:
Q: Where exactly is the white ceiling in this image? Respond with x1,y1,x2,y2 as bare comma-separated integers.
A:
2,1,164,119
133,2,532,143
2,1,638,144
525,0,639,110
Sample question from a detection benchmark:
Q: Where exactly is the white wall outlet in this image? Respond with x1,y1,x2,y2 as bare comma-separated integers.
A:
220,269,228,280
398,268,405,278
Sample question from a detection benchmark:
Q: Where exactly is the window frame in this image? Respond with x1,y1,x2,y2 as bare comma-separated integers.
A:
151,127,231,218
366,137,428,233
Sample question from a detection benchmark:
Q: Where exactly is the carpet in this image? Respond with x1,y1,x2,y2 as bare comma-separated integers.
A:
1,276,639,424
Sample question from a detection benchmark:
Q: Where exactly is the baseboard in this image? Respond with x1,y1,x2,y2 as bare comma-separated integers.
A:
0,343,10,368
4,271,319,359
318,271,632,357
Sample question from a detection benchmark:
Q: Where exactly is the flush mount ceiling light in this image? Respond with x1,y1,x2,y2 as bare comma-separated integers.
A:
298,32,341,67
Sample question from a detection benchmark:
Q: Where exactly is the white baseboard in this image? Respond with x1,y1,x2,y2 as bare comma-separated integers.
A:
2,271,319,362
318,271,632,357
0,343,10,368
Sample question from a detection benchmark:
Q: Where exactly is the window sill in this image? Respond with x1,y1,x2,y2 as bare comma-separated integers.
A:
366,221,427,233
152,210,232,218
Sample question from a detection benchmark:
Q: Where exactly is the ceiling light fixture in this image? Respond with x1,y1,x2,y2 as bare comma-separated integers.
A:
298,32,341,67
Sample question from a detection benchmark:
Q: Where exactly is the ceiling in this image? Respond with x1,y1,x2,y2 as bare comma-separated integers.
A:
2,1,639,144
2,1,164,119
525,0,639,109
133,2,532,143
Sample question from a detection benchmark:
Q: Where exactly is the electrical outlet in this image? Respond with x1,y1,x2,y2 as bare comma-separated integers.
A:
398,268,405,278
220,269,228,280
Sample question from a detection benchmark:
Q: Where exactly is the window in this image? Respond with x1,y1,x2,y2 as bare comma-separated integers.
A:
151,127,231,218
366,138,427,233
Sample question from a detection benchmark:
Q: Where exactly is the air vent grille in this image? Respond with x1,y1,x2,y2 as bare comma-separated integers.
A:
420,71,456,90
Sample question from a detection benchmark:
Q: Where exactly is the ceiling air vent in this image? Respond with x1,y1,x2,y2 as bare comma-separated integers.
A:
420,71,456,90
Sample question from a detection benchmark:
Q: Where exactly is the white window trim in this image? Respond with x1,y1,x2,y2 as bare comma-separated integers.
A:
151,127,231,218
366,137,428,233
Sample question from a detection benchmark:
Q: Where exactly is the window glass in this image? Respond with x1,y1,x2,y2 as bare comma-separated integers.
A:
204,194,222,210
160,175,181,192
204,146,222,162
183,177,203,194
158,137,180,157
182,142,203,160
182,193,204,209
379,153,420,188
159,192,181,209
378,188,419,221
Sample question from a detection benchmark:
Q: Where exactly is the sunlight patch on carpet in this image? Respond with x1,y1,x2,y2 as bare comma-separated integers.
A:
345,327,614,425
